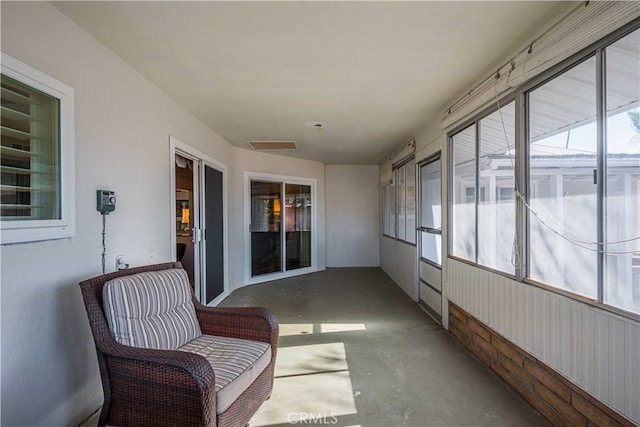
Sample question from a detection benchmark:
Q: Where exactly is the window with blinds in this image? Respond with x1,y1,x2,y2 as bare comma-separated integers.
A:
1,74,61,220
394,157,416,245
1,52,75,244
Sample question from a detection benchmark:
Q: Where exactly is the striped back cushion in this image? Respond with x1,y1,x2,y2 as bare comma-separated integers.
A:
103,269,202,350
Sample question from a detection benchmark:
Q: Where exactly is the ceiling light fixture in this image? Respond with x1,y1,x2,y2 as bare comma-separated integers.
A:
306,121,326,133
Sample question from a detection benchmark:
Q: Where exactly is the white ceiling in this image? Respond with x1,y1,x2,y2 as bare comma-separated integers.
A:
53,1,571,164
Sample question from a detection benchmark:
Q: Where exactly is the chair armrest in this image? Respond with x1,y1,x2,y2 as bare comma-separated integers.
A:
194,305,279,348
99,342,218,425
100,340,216,392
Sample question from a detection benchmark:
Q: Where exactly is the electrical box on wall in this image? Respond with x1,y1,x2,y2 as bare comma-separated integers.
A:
97,190,116,214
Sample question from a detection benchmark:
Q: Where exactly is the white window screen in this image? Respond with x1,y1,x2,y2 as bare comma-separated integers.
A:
420,157,442,265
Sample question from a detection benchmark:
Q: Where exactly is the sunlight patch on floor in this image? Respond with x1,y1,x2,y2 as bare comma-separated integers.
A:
279,323,366,337
280,323,314,337
250,342,358,427
320,323,366,333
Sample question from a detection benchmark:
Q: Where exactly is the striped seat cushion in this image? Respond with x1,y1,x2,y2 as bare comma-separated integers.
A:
178,335,272,413
103,269,202,350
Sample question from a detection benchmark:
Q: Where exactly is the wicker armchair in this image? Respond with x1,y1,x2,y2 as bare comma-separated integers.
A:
79,262,278,427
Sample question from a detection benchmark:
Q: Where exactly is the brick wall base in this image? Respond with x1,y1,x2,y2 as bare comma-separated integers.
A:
449,303,634,427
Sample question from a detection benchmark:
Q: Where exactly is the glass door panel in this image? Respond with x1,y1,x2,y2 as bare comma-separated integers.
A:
251,181,282,276
285,184,312,270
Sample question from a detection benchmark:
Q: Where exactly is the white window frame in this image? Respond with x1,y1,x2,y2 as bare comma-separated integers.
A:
1,53,76,244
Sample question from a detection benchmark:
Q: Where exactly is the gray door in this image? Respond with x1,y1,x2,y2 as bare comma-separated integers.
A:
203,164,224,304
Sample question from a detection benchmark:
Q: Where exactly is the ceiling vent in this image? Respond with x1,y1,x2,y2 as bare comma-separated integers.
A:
247,141,297,150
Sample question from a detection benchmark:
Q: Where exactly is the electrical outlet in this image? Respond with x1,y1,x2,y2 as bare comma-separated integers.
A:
148,249,154,262
115,255,128,271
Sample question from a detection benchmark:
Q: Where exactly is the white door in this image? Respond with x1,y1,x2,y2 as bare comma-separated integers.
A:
418,153,443,323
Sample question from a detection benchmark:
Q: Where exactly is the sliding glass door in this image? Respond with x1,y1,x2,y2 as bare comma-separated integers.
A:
250,181,282,276
172,136,228,306
250,179,312,277
285,184,312,271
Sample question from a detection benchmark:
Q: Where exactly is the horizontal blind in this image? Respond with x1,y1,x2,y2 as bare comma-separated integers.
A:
441,1,640,130
441,63,512,130
388,138,416,168
508,1,640,87
0,74,61,220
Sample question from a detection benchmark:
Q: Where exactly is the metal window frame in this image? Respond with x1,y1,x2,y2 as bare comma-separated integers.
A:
474,119,480,263
521,24,639,308
447,93,517,267
596,47,606,304
445,18,640,319
515,90,527,280
395,163,405,241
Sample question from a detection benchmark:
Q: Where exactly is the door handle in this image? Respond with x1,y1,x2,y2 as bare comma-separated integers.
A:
192,227,202,244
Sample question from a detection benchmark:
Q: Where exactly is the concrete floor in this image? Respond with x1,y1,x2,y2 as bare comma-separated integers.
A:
221,268,550,427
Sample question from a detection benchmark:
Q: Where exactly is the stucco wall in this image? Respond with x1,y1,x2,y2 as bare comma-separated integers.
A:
0,3,326,425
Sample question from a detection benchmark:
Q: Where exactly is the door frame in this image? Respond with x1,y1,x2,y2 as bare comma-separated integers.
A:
416,150,445,325
169,135,229,306
244,171,318,285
